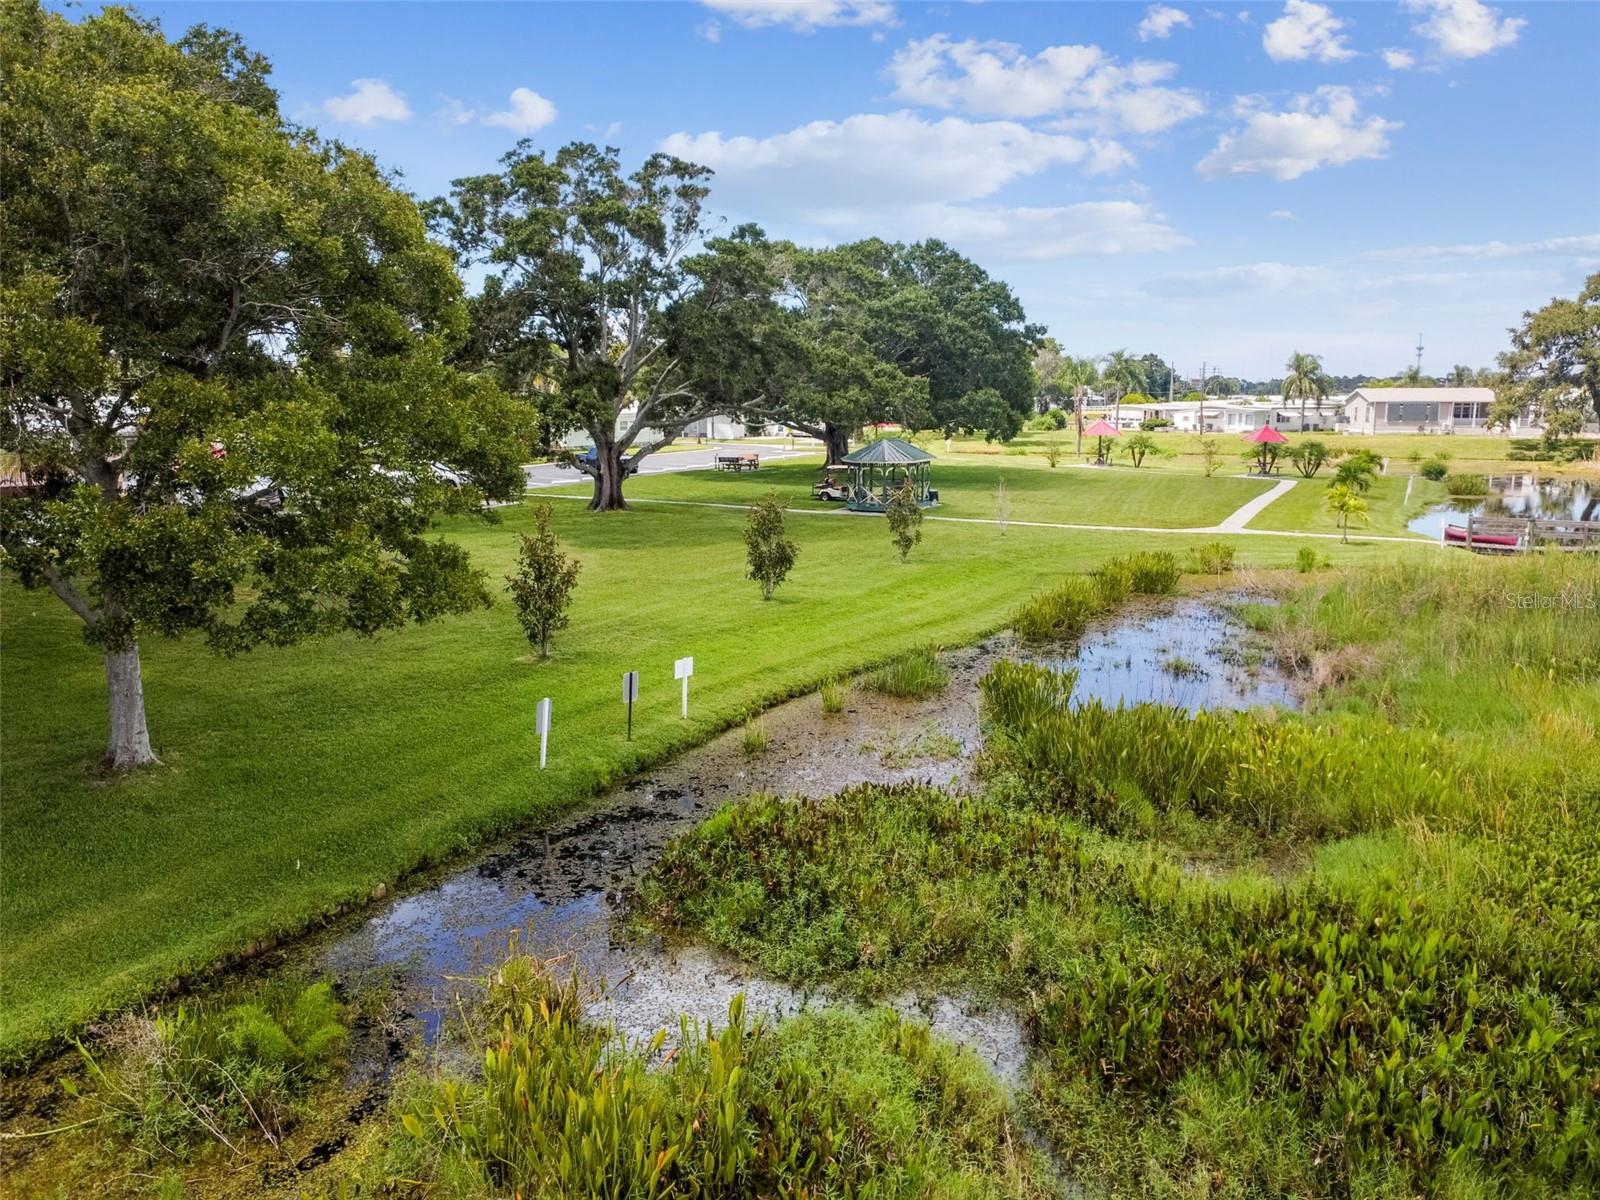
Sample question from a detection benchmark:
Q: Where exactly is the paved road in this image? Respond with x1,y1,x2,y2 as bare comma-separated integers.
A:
522,444,813,490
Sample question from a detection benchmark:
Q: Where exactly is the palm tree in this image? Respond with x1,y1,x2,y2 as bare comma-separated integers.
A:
1052,356,1099,456
1325,483,1370,544
1448,364,1475,388
1283,351,1324,432
1099,349,1143,431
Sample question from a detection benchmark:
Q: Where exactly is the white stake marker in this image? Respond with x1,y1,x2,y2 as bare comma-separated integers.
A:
674,655,695,718
622,670,640,740
536,697,552,769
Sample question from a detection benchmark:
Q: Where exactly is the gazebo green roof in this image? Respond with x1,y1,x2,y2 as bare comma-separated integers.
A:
840,437,934,465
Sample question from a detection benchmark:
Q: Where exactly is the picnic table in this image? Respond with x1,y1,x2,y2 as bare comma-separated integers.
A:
714,453,760,472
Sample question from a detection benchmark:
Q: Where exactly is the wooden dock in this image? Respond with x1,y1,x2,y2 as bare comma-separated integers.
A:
1444,514,1600,553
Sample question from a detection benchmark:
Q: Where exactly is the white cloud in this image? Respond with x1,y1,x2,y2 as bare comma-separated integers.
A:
699,20,723,42
1382,48,1416,69
661,111,1123,214
895,201,1189,261
885,34,1204,133
323,78,412,126
1364,234,1600,262
1138,5,1192,41
1262,0,1356,62
1269,209,1296,219
699,0,896,33
656,112,1186,262
436,97,477,127
1156,261,1340,293
1196,87,1398,180
483,87,558,134
1404,0,1524,59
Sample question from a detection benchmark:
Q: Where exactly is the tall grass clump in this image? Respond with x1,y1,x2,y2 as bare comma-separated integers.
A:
1445,472,1489,496
1011,577,1105,644
382,959,1052,1199
863,645,950,698
1262,553,1600,732
1184,541,1236,575
980,662,1466,840
1097,550,1180,595
741,718,769,755
819,676,847,714
79,981,347,1156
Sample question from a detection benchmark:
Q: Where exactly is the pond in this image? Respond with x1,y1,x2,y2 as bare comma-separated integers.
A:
306,595,1296,1072
1408,474,1597,539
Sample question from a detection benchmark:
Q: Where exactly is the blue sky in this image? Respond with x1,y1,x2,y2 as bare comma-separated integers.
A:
96,0,1597,379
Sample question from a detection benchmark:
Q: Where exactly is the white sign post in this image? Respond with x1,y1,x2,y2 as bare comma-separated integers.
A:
535,697,552,769
622,670,640,740
674,656,694,719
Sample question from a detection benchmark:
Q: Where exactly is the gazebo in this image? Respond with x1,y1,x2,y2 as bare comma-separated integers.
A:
839,438,938,512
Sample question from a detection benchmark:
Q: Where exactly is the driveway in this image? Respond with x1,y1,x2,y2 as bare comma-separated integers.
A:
522,444,813,490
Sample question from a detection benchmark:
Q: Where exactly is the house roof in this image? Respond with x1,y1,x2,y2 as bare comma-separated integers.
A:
1349,387,1495,403
841,437,934,464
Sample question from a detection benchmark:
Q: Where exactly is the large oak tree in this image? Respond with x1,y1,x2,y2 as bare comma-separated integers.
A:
434,144,777,511
0,2,529,768
742,238,1037,460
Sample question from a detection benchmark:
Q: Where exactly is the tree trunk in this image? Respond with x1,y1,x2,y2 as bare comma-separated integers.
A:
822,423,850,464
586,430,629,512
104,643,159,770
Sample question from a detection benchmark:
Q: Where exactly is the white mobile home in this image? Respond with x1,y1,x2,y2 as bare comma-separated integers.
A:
1340,387,1495,434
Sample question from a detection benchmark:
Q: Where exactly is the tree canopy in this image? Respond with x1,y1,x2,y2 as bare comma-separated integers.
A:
0,0,528,766
1495,272,1600,441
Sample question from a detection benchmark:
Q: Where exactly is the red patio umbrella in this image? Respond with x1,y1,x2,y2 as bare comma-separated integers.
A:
1082,417,1119,464
1243,424,1288,474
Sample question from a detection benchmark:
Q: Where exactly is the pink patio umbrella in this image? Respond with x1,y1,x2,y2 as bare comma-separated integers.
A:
1243,424,1288,474
1083,417,1119,464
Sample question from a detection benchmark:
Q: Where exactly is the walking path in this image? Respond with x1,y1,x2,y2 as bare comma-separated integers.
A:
533,490,1434,545
1216,477,1297,532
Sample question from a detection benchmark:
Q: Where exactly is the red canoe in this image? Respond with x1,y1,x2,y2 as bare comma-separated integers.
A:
1443,524,1519,548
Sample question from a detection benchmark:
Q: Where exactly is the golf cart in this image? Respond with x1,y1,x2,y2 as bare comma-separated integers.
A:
812,466,850,502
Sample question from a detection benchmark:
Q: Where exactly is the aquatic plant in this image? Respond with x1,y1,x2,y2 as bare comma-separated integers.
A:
388,963,1052,1199
77,981,347,1157
819,676,847,714
863,646,950,698
741,719,769,756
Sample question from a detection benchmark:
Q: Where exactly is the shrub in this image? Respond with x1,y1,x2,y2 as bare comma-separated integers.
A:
743,492,798,600
506,504,582,658
1295,546,1329,573
863,646,950,698
1029,407,1067,431
1042,441,1063,468
885,476,923,562
1139,417,1172,431
819,677,847,714
1420,457,1449,481
1185,541,1235,575
1445,472,1489,496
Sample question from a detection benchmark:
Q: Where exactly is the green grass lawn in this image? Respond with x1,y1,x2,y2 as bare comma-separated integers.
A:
1246,471,1446,537
1,482,1436,1060
549,454,1276,530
